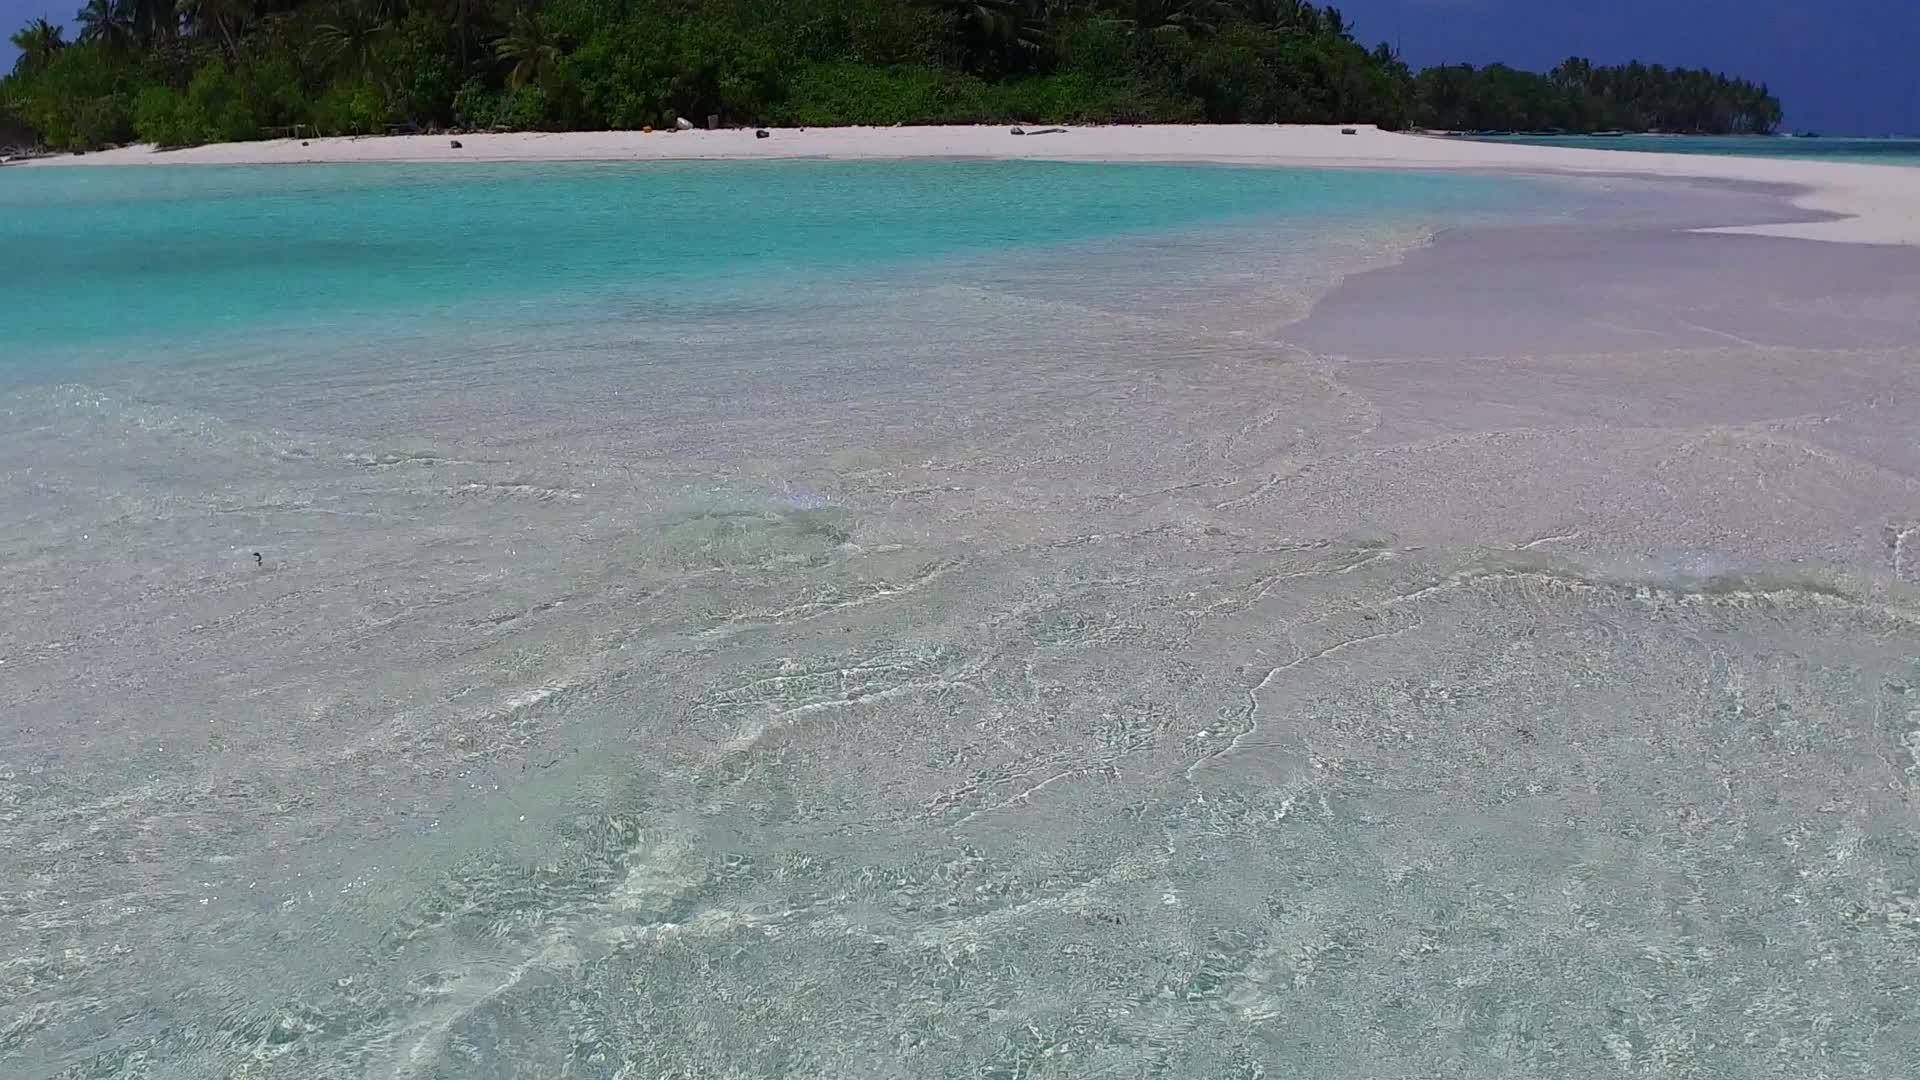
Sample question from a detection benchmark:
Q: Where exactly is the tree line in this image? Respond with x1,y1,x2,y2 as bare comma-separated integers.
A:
2,0,1784,152
1416,57,1780,137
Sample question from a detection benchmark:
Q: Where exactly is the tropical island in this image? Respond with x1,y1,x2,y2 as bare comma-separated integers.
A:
4,0,1784,153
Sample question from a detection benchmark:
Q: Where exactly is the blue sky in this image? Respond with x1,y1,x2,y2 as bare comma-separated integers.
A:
1335,0,1918,135
5,0,1915,133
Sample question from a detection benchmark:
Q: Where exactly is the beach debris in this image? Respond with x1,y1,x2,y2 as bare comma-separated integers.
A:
707,114,720,130
643,125,653,133
755,129,770,139
675,116,694,131
1010,127,1024,135
253,552,263,566
449,139,463,149
1011,126,1066,136
301,141,309,146
1341,127,1358,135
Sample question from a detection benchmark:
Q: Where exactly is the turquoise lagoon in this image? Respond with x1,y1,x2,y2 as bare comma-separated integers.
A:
1,160,1525,354
4,160,1917,1080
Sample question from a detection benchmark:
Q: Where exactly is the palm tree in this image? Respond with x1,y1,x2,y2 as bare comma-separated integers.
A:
493,7,557,90
75,0,135,50
1550,56,1592,94
8,18,67,72
1106,0,1216,41
440,0,477,69
313,0,390,77
914,0,1048,68
174,0,242,52
129,0,175,44
1231,0,1307,30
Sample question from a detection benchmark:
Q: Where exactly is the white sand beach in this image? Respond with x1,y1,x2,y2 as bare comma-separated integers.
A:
26,123,1920,246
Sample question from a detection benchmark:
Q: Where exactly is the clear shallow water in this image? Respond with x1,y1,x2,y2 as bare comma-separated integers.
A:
0,160,1521,355
4,161,1920,1079
1463,133,1920,166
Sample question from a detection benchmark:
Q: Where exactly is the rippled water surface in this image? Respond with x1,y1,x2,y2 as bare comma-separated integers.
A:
3,161,1919,1079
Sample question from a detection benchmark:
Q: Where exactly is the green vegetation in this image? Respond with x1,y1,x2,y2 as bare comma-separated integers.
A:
2,0,1783,152
1416,58,1780,136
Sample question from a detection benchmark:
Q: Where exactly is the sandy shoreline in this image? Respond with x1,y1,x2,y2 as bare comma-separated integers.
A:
11,118,1920,1076
18,123,1920,246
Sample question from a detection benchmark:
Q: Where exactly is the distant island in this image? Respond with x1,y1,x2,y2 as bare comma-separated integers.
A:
3,0,1784,152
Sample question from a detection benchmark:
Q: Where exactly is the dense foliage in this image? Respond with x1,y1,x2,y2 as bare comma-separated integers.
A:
2,0,1783,151
1416,58,1781,137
